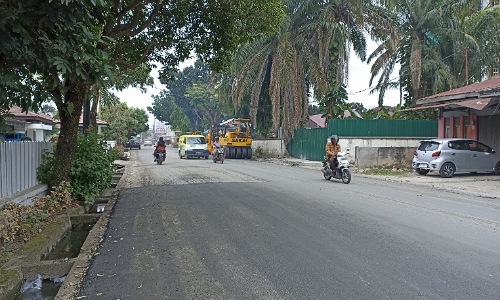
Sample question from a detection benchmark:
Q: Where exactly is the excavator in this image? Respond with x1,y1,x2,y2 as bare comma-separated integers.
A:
206,118,253,159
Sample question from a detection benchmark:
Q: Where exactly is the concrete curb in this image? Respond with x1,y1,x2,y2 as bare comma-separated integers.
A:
0,184,48,209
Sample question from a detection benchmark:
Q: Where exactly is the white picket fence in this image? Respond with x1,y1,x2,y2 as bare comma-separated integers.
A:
0,142,53,199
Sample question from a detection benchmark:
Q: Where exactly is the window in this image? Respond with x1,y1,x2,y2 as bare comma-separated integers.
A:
187,137,206,145
467,141,491,152
418,141,440,151
448,141,468,150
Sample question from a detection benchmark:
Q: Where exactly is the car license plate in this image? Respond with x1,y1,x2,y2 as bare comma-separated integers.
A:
418,163,428,168
196,152,201,154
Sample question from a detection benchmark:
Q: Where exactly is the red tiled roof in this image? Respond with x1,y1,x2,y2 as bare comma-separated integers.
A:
8,106,56,124
417,77,500,105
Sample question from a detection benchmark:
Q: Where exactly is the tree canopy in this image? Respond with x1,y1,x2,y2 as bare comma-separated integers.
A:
0,0,285,186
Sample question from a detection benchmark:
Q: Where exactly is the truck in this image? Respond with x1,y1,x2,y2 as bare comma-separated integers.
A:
206,118,253,159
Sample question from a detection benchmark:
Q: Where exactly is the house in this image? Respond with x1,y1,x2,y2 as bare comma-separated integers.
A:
307,114,326,128
78,116,109,135
2,106,55,141
55,116,109,135
410,77,500,151
306,110,363,128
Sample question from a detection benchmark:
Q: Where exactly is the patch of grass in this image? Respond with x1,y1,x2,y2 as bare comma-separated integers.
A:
362,166,413,176
0,268,19,286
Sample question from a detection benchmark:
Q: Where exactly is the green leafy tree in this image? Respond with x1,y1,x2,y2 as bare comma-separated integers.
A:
149,91,191,132
1,0,285,188
156,61,213,129
227,0,393,141
100,103,138,144
185,83,231,129
368,0,486,106
131,108,149,136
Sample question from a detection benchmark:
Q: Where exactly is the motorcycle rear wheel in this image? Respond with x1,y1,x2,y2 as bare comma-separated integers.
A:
341,169,351,184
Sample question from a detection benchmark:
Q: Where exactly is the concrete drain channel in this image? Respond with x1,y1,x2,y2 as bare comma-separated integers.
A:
2,164,124,300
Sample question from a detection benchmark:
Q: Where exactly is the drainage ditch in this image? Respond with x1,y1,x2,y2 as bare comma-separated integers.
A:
3,164,124,300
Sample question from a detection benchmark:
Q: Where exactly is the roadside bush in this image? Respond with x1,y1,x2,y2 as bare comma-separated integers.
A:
0,182,74,245
109,144,125,161
37,132,115,209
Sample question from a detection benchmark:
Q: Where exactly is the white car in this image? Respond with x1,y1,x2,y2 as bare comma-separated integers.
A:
412,138,500,178
143,140,153,147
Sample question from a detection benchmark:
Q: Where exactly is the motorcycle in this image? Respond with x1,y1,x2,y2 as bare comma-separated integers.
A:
155,150,166,165
212,147,224,164
322,152,351,184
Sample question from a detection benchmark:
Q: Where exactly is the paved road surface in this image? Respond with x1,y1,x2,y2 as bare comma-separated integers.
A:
79,147,500,299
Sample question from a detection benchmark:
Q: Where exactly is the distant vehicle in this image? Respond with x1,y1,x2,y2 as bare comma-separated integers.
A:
178,134,209,159
412,138,500,178
143,140,153,147
126,139,141,150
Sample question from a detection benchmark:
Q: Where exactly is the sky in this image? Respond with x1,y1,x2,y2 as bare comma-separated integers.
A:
116,40,401,126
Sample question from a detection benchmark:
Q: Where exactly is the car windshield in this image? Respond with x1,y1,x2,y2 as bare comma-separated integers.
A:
418,141,440,151
187,137,206,145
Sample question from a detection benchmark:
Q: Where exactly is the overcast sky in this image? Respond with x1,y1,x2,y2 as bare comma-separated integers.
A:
115,40,401,126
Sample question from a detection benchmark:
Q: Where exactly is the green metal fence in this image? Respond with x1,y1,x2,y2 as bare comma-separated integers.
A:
287,119,438,161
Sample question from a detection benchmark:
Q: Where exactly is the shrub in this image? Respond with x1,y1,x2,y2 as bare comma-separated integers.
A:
109,144,125,161
37,132,115,209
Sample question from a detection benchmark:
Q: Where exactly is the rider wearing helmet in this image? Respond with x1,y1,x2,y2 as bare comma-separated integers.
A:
212,136,222,157
325,135,341,171
153,137,167,162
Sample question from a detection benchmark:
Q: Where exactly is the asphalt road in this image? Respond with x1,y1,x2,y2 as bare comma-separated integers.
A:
79,146,500,300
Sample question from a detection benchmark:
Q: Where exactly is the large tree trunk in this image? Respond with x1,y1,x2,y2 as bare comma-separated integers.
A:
50,79,89,188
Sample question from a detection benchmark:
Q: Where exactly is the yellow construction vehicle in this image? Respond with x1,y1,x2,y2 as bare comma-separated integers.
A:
207,118,253,159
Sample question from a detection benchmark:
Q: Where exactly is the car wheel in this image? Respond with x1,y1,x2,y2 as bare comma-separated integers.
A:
439,162,455,178
416,168,430,175
495,161,500,175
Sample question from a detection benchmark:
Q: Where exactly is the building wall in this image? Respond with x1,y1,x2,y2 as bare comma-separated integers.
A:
478,114,500,151
252,139,286,158
441,105,500,149
355,147,415,169
255,137,427,164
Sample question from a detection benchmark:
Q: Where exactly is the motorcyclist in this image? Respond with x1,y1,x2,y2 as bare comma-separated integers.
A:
153,137,167,162
325,135,341,172
212,136,222,157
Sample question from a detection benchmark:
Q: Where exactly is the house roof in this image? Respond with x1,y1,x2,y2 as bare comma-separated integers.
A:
8,106,56,125
416,77,500,106
309,114,326,128
78,115,109,126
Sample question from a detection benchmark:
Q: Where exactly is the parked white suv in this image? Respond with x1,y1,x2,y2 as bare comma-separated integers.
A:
412,138,500,178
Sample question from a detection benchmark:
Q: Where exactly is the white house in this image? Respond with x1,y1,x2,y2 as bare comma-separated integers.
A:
4,106,55,141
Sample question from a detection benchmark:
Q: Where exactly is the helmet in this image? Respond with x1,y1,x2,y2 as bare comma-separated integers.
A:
159,137,164,141
330,135,339,142
215,136,219,140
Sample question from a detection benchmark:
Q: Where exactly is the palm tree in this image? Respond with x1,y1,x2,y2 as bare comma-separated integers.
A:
228,0,393,141
368,0,480,106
